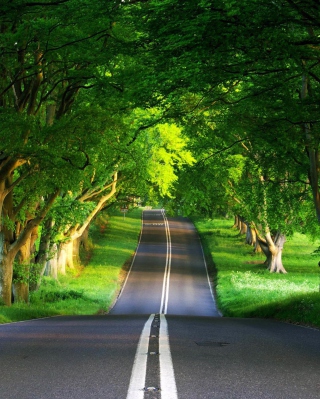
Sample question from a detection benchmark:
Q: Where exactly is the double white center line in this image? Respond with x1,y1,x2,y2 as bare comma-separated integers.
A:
126,210,178,399
126,314,178,399
160,209,172,315
159,314,178,398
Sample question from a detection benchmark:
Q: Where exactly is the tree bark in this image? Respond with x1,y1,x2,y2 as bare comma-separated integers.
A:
0,232,15,306
57,172,118,273
45,243,58,280
252,227,262,253
64,240,75,269
80,227,90,251
239,216,247,235
258,231,287,273
0,190,59,305
72,237,82,266
33,218,54,290
13,226,38,303
245,222,253,245
57,241,73,273
0,177,16,306
233,215,240,229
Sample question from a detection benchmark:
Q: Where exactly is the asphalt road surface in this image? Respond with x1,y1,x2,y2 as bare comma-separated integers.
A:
110,209,219,316
0,209,319,399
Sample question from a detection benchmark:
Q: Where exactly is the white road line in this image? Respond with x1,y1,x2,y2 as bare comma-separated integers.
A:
159,314,178,399
163,212,172,314
199,239,222,317
113,212,144,304
126,314,154,399
160,209,172,314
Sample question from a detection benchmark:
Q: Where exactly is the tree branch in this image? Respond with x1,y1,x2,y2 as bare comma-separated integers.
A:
196,138,247,165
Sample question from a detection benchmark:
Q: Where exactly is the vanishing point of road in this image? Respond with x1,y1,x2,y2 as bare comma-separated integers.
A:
0,209,319,399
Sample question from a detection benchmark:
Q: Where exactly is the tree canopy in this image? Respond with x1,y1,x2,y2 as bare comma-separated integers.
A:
1,0,320,304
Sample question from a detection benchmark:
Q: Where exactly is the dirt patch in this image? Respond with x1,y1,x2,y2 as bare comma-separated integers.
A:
244,261,265,264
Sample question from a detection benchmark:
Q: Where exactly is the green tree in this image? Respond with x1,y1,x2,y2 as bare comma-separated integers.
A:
125,0,320,275
0,0,127,304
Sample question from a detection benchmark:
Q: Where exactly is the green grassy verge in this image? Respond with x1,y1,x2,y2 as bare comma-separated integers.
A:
0,208,142,324
3,211,319,328
193,217,320,329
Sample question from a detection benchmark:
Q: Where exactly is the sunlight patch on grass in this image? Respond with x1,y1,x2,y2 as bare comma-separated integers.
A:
230,271,317,294
193,216,320,328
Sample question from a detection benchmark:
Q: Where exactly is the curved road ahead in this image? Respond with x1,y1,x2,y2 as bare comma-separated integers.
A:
0,210,319,399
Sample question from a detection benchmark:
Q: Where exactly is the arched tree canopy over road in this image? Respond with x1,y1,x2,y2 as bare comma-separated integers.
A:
1,0,320,304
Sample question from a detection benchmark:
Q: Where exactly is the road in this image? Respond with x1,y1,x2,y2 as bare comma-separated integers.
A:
110,209,219,316
0,209,319,399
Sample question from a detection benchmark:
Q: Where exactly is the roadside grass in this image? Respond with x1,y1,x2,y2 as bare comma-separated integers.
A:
2,210,320,328
0,208,142,324
193,217,320,329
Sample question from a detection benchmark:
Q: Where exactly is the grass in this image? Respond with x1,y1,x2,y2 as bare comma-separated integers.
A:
193,217,320,329
2,210,319,328
0,208,142,324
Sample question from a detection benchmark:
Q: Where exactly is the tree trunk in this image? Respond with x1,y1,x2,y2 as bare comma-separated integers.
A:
72,237,81,266
53,172,118,275
0,190,59,305
72,227,90,266
258,232,287,273
0,232,15,306
245,222,262,253
12,274,29,303
33,218,54,290
80,227,90,251
59,171,118,272
0,184,16,306
57,241,74,273
233,215,239,229
13,226,38,303
45,243,58,280
245,222,253,245
239,216,247,235
252,227,262,253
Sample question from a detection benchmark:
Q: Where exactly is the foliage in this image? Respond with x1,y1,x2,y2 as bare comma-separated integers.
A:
130,0,320,240
2,0,320,305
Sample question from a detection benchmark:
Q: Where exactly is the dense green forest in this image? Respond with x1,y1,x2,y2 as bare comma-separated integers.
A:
1,0,320,306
